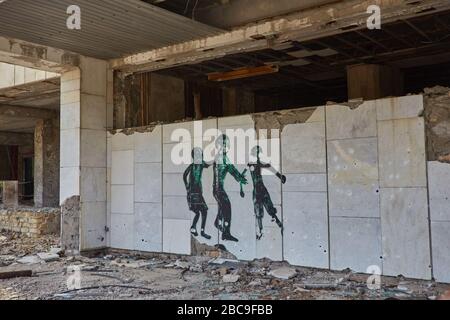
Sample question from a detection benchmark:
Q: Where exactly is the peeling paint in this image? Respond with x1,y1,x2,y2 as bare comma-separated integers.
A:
19,43,47,60
252,107,317,137
61,53,80,67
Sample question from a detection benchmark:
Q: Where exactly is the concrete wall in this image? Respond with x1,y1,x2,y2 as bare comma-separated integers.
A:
0,62,59,89
107,94,448,282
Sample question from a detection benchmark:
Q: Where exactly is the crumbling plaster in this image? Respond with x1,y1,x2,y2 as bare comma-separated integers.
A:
110,0,450,73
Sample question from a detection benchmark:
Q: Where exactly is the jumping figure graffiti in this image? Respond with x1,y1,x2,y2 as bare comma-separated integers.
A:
183,148,212,240
248,146,286,240
213,134,248,242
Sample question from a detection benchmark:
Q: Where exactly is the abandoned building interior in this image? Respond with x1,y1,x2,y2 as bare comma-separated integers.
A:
1,0,450,296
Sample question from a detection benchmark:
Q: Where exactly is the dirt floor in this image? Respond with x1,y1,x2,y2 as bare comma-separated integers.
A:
1,230,449,300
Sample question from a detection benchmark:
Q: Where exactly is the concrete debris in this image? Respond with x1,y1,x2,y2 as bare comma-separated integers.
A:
111,259,152,269
49,247,64,256
1,230,450,300
396,285,413,294
248,280,263,287
218,267,229,276
76,265,97,272
36,252,60,262
208,258,239,265
189,264,203,273
222,274,240,283
53,293,74,299
0,255,15,263
174,260,190,270
302,283,339,290
269,267,297,280
17,255,41,265
294,286,310,293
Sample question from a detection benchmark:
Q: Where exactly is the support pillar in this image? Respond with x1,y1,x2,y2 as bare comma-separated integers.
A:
34,118,59,208
60,57,111,253
222,87,255,116
347,64,404,100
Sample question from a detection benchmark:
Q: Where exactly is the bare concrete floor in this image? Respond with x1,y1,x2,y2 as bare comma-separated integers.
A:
1,231,449,300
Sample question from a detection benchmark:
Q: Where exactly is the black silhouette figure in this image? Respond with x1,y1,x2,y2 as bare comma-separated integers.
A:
248,146,286,240
183,148,211,240
213,134,248,242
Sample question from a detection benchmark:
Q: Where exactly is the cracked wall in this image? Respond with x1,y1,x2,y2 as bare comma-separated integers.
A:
105,94,450,282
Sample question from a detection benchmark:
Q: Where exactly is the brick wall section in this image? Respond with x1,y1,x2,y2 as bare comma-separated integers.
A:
0,208,60,237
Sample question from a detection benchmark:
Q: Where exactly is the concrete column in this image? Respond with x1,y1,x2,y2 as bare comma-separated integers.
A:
347,64,404,100
60,57,111,253
223,87,255,116
34,118,60,207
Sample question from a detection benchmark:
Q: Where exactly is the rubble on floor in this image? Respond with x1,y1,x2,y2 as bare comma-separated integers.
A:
1,230,450,300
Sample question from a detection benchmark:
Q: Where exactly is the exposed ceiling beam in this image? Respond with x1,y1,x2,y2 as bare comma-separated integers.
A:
208,65,279,82
355,30,391,52
402,19,434,43
0,131,34,146
382,26,415,47
335,35,373,56
0,105,57,119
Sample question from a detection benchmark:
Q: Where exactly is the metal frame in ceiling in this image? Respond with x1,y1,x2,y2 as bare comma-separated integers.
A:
157,9,450,96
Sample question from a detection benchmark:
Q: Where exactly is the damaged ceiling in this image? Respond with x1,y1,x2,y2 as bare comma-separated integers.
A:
156,9,450,107
0,0,221,59
145,0,338,29
0,77,60,133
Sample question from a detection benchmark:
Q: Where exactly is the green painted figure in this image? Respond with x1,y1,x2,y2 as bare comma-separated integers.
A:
213,134,248,242
248,146,286,240
183,147,211,240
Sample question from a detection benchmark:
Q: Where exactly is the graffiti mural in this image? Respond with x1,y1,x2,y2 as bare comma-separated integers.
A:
248,146,286,240
183,147,212,240
182,134,285,244
212,134,248,242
